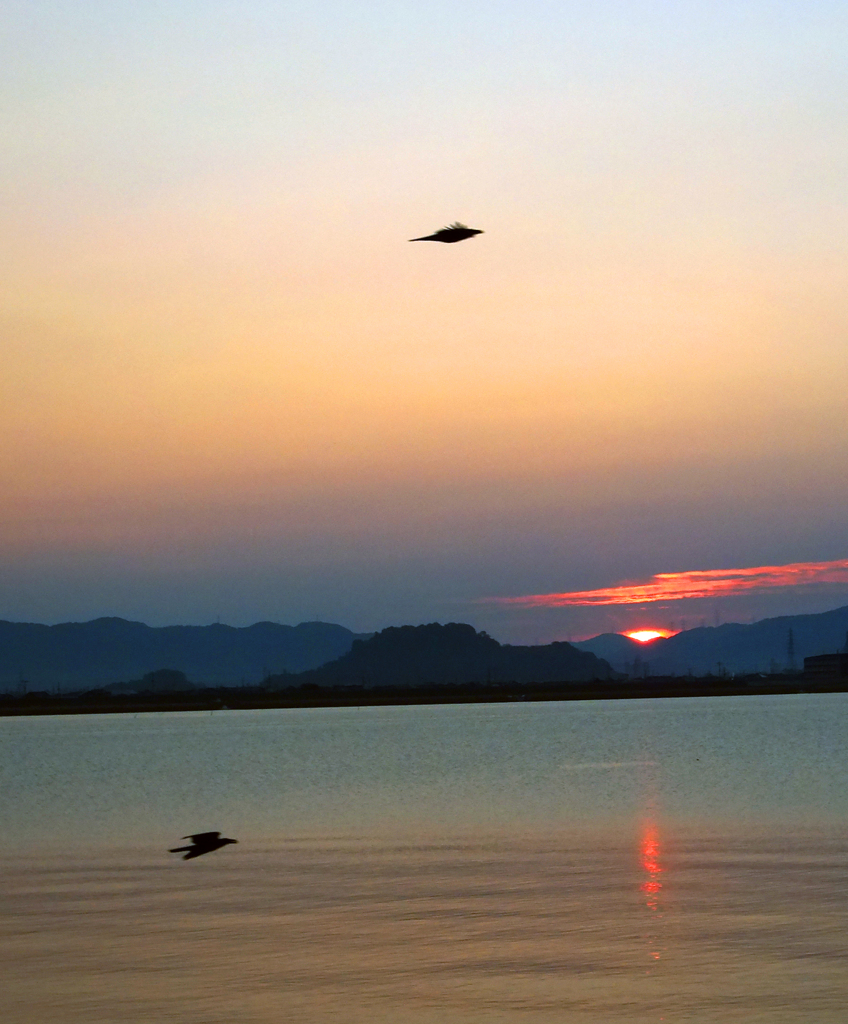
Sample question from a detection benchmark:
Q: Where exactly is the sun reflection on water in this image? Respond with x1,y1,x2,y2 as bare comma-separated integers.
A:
640,822,665,968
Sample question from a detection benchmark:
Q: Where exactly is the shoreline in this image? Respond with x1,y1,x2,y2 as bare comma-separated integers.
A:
2,674,843,716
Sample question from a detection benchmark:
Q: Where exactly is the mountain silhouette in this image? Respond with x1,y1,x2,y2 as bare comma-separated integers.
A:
0,618,369,690
574,604,848,676
267,622,612,688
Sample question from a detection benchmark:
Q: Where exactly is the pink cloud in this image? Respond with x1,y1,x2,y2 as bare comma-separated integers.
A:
486,558,848,608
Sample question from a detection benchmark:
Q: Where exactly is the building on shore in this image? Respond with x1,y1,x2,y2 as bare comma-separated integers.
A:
803,653,848,685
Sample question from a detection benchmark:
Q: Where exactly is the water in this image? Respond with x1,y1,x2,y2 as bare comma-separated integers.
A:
2,694,847,1022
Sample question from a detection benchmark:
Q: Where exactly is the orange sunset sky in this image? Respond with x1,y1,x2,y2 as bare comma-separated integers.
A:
2,2,848,642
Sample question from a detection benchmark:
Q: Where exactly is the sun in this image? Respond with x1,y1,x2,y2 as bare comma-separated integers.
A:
626,630,670,643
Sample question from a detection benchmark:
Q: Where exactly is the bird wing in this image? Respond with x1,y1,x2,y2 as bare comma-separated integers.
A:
183,831,221,841
409,222,481,241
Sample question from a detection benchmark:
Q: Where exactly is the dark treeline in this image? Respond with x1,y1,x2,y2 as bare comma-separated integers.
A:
1,670,829,717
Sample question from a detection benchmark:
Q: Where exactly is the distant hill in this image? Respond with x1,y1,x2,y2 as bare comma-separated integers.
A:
0,618,369,690
269,622,614,689
574,604,848,676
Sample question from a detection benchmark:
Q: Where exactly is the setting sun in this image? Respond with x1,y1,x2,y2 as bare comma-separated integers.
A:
626,630,670,643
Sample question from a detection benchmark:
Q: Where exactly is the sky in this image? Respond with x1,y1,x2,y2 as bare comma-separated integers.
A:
2,1,848,642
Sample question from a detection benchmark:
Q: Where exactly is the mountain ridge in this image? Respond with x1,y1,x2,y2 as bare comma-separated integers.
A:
268,622,614,689
4,602,847,691
574,604,848,676
0,617,370,689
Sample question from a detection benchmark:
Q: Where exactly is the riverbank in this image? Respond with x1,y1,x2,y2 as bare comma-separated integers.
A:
2,672,842,715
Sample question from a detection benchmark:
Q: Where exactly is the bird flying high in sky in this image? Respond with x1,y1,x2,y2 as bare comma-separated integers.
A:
169,831,238,860
409,222,484,242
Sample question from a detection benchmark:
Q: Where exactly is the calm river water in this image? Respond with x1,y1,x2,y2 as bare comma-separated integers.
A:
2,694,847,1023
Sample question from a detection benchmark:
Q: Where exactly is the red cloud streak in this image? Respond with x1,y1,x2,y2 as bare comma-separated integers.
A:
488,559,848,608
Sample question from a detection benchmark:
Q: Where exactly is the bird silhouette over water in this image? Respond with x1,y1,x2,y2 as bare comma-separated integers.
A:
409,221,484,243
169,831,238,860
